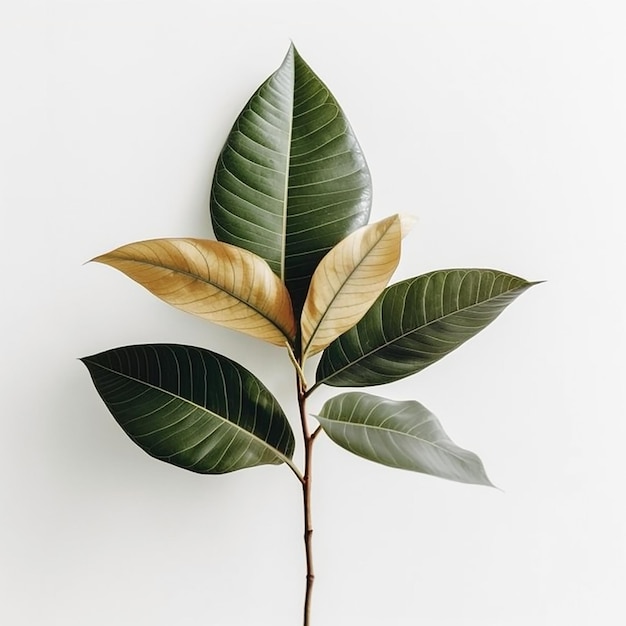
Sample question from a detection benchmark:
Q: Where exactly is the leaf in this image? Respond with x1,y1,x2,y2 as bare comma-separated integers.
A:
316,392,492,486
316,269,537,387
300,214,413,361
210,43,372,316
91,238,296,347
81,344,296,474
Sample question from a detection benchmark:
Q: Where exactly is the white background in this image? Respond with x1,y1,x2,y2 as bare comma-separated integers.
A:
2,1,625,625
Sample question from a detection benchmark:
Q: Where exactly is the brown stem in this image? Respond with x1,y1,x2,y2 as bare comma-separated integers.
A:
298,376,315,626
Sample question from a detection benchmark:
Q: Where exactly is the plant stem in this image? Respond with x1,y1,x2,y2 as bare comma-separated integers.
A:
298,375,315,626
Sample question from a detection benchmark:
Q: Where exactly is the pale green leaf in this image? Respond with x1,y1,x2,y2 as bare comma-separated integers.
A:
316,392,493,486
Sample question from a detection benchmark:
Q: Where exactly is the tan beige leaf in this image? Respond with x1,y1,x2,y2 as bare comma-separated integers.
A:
301,214,413,360
92,238,296,346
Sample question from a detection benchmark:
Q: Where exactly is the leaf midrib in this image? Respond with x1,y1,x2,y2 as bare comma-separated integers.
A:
279,49,295,282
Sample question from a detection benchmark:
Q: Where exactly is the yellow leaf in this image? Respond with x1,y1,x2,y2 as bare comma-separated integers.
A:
92,238,296,346
300,214,413,360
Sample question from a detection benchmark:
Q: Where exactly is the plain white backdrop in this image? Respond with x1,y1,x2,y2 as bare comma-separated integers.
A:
2,1,625,624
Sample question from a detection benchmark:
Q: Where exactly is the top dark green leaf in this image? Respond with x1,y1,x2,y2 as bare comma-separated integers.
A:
210,44,372,316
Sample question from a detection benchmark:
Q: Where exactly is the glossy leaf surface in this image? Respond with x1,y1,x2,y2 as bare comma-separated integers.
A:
81,344,295,474
300,214,410,360
210,44,372,315
316,392,492,486
317,269,535,387
92,238,296,346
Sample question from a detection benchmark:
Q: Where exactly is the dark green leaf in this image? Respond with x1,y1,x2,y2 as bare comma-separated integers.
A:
316,392,493,486
210,43,372,315
316,269,537,387
81,344,295,474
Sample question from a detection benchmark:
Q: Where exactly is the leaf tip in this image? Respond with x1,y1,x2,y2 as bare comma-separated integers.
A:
480,473,498,490
398,213,418,238
284,40,297,63
85,252,109,266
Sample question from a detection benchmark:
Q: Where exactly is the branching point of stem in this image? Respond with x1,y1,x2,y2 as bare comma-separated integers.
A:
304,381,321,399
310,424,323,441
